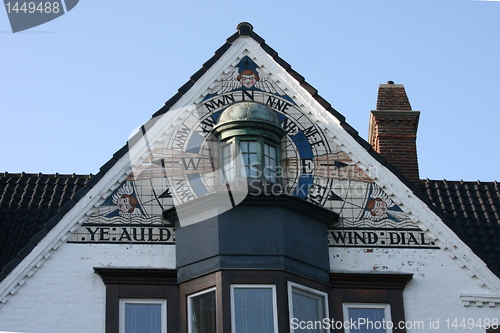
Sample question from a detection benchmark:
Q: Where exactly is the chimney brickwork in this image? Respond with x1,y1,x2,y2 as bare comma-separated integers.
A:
368,82,420,184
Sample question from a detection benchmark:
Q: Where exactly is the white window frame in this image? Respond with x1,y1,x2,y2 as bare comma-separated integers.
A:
230,284,279,333
288,282,329,333
342,303,392,333
119,298,167,333
187,287,217,333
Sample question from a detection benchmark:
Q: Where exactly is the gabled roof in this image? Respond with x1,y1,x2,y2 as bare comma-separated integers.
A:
0,22,499,291
419,179,500,278
0,173,92,281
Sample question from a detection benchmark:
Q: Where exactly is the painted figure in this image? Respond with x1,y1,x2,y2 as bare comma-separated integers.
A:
116,194,138,213
109,181,142,218
366,197,388,216
208,55,290,100
362,185,411,224
237,68,259,89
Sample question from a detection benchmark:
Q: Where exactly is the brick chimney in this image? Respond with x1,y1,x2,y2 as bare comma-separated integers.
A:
368,81,420,184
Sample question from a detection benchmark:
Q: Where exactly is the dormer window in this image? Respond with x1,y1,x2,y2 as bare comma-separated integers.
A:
213,102,285,184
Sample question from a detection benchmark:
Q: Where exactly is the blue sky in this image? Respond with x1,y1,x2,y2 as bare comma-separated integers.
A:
1,0,499,181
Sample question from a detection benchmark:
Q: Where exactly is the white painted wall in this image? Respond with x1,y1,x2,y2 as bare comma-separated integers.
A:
330,247,500,332
0,243,175,333
1,240,499,333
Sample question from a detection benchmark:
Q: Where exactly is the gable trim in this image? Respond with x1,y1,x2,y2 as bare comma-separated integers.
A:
461,294,500,307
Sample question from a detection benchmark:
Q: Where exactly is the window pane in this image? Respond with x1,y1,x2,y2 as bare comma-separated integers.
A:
240,164,248,178
190,290,216,333
239,141,259,179
222,144,231,162
240,141,257,153
233,287,275,333
348,308,386,333
264,143,278,182
264,158,277,182
242,154,258,178
125,303,162,333
249,153,258,165
224,163,235,181
222,143,235,181
291,287,326,333
240,141,249,153
248,141,257,152
265,172,276,183
267,145,276,158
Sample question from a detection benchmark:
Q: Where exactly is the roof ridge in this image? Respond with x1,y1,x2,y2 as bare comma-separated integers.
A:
421,179,498,184
1,172,93,178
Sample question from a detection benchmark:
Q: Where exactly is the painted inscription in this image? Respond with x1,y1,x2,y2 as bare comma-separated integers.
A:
329,228,438,248
68,224,175,244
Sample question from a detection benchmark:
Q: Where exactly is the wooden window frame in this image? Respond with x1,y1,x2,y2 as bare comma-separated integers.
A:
330,273,413,333
94,268,179,333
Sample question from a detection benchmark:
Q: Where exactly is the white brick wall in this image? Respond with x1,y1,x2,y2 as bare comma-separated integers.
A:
1,242,498,333
330,247,500,332
0,243,175,333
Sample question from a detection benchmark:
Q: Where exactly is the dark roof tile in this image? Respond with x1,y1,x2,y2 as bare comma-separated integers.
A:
301,83,318,96
326,107,346,123
313,94,332,110
352,135,374,152
190,68,206,82
202,56,218,70
151,106,170,118
367,148,387,165
418,179,500,278
85,173,102,189
164,93,183,108
249,31,265,45
226,32,239,44
287,69,305,83
214,43,231,57
178,80,194,95
340,122,359,137
0,173,91,281
99,157,117,174
113,144,129,160
261,43,278,58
